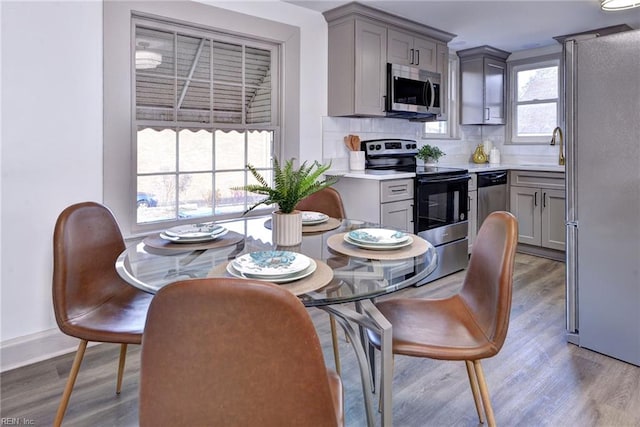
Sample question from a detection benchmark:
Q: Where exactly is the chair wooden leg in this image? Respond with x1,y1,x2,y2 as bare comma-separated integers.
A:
54,340,88,427
329,315,341,376
474,360,496,427
116,343,128,394
465,360,485,424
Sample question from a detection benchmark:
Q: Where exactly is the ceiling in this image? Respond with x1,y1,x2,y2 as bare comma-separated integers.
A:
285,0,640,52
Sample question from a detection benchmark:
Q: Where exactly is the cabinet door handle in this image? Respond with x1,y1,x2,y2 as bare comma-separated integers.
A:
534,191,538,207
410,48,414,64
485,108,491,121
468,196,471,212
415,49,420,66
543,192,547,208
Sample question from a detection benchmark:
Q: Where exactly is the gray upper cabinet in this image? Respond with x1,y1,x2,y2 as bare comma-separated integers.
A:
326,17,387,116
387,29,437,71
457,46,510,125
323,2,455,118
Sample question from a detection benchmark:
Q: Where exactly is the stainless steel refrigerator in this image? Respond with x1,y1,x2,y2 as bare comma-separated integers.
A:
564,29,640,366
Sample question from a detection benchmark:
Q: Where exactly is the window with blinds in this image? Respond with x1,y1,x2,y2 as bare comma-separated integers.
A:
134,19,279,224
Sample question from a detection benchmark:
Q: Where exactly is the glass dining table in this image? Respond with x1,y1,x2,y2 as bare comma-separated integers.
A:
116,215,438,427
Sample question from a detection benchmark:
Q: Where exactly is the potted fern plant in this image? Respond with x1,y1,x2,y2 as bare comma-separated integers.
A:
236,158,337,245
416,144,445,165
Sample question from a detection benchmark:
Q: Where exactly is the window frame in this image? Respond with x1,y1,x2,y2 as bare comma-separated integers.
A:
132,17,281,227
422,53,460,139
104,1,300,238
507,53,562,144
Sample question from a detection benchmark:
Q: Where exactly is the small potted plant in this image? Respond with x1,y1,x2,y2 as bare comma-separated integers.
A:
416,144,445,165
235,158,337,245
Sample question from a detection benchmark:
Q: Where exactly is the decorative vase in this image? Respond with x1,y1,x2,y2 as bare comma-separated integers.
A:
472,144,488,164
272,210,303,246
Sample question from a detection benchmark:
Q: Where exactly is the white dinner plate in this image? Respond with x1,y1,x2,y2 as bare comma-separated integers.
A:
347,228,410,245
159,228,228,243
344,234,413,250
164,222,225,239
226,258,317,283
232,251,310,277
301,211,329,225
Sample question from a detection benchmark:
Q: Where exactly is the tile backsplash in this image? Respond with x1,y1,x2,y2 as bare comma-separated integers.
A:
322,117,562,169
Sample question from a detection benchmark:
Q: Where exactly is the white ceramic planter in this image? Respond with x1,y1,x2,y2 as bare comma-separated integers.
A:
272,210,303,246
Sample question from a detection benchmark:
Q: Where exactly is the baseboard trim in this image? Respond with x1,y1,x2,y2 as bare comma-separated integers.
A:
0,329,98,373
516,244,565,262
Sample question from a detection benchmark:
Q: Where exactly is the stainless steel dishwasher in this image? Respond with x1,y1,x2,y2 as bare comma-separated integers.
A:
477,170,508,228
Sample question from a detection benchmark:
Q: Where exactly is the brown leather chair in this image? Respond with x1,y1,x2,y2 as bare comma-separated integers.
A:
368,211,518,427
295,186,347,374
295,186,346,219
139,278,343,427
52,202,153,427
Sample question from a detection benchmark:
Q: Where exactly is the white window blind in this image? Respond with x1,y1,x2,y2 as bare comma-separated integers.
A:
133,19,279,224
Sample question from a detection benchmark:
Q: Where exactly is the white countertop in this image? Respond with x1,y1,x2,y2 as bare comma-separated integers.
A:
327,170,416,180
328,163,564,181
454,163,565,173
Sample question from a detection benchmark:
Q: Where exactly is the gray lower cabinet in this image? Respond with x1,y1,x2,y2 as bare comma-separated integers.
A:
333,177,414,231
509,171,566,252
381,199,413,231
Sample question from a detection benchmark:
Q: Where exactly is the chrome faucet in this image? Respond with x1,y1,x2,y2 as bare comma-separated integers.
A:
550,127,565,166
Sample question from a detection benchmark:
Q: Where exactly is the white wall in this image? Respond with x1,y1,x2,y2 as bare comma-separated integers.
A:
1,1,104,364
0,0,328,371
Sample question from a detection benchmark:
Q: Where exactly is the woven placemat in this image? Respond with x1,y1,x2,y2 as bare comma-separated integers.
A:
208,259,333,296
263,217,342,233
143,230,245,251
327,232,430,260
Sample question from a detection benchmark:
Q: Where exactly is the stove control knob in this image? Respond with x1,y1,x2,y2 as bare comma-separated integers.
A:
405,143,412,149
369,144,376,151
412,144,417,149
375,144,381,150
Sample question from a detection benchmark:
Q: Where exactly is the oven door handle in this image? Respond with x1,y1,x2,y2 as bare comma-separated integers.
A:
417,175,470,184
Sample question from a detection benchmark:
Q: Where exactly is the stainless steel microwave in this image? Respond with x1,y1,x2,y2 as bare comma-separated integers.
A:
386,63,442,119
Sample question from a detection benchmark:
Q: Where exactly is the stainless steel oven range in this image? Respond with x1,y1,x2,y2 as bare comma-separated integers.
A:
414,165,469,284
362,139,470,285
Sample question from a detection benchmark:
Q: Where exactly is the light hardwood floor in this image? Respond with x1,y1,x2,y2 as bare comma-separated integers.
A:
2,254,639,426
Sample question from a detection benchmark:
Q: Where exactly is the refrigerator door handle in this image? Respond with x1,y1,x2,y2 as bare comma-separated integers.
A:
566,223,578,337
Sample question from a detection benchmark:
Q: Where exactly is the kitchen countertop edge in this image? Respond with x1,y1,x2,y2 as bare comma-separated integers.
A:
327,170,417,180
457,163,565,173
328,163,564,180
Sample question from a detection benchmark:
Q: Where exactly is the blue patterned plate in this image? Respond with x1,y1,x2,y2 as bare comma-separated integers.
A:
159,228,228,243
232,251,311,277
301,211,329,225
344,234,413,250
164,222,225,239
347,228,410,245
226,258,317,283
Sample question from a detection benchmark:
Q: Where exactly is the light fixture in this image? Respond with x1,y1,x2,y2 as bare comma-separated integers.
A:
135,42,162,70
601,0,640,10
